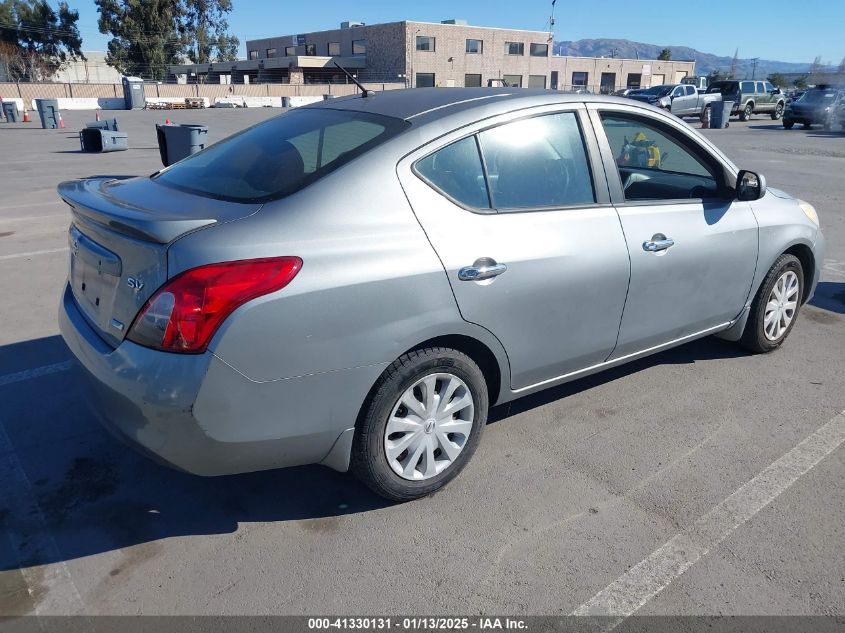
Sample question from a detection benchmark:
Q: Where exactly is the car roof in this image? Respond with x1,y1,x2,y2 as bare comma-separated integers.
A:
308,88,633,126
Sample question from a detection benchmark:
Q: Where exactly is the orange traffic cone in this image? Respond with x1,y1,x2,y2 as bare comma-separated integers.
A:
165,118,171,125
22,108,31,123
58,112,65,128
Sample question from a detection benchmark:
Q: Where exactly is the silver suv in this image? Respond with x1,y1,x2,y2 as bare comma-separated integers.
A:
707,80,786,121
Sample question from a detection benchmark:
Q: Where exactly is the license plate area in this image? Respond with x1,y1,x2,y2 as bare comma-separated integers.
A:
69,225,122,329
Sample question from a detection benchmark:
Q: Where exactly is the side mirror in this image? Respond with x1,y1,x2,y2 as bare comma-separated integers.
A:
736,170,767,201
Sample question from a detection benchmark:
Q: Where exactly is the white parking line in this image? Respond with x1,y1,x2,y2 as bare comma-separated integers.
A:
0,361,74,388
0,421,85,615
573,410,845,624
0,247,68,261
0,200,64,211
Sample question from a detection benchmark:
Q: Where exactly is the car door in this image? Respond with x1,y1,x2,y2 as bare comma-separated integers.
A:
669,85,690,116
588,105,759,358
756,81,772,111
397,106,631,391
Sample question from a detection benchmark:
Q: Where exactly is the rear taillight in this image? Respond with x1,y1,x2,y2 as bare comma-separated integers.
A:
127,257,302,353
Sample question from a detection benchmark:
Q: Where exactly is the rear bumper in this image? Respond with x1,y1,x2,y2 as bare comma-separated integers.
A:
59,283,381,475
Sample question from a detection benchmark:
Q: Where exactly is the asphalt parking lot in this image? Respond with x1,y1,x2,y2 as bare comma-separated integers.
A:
0,106,843,620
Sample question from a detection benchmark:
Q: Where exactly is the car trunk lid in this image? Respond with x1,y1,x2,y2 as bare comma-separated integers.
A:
58,176,262,347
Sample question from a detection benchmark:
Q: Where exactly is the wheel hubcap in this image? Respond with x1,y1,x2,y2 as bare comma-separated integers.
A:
764,270,800,341
384,373,474,481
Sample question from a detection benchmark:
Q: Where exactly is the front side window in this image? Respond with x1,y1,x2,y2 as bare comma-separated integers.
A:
328,42,341,56
416,36,435,52
352,39,366,55
530,43,548,57
502,74,522,88
466,39,482,54
155,109,408,203
672,86,684,97
505,41,524,55
600,113,721,201
479,112,595,209
415,137,489,209
764,81,775,92
265,48,276,58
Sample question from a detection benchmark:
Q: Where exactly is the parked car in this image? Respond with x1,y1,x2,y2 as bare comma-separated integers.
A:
782,86,845,129
706,80,786,121
627,83,721,121
58,90,824,501
832,98,845,132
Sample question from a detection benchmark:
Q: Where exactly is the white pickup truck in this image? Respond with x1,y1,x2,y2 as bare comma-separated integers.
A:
627,84,722,121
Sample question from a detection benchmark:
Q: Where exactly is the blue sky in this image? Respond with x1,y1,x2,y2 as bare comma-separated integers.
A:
69,0,842,65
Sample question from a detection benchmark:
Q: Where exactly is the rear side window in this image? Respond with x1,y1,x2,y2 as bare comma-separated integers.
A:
415,137,490,209
685,85,696,95
741,81,755,93
155,109,408,202
479,112,595,209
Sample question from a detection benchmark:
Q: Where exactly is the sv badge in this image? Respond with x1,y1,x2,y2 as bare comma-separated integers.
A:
126,277,145,292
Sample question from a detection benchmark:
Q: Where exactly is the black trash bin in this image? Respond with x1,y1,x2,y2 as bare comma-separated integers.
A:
2,101,19,122
79,128,129,152
86,118,119,131
34,98,60,129
156,123,208,166
122,76,146,110
711,101,734,129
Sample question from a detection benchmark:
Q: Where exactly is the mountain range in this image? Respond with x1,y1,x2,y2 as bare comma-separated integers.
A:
555,39,829,78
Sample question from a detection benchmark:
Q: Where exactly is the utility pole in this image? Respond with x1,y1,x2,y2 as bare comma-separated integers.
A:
729,48,739,79
751,57,759,79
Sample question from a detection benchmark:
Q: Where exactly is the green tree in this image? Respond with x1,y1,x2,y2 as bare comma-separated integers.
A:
96,0,238,80
767,72,787,88
183,0,238,64
707,69,725,83
658,48,671,61
0,0,83,81
793,76,807,89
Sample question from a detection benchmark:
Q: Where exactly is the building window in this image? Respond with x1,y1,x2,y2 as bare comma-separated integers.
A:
503,74,522,87
505,42,524,56
572,71,588,87
626,73,642,89
265,48,276,58
528,74,546,89
416,73,435,88
466,39,482,54
328,42,341,56
248,50,258,60
352,39,367,55
465,73,482,87
284,46,296,56
530,43,548,57
304,43,316,56
416,36,436,52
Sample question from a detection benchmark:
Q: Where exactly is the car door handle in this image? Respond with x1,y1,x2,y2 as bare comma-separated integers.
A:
642,234,675,252
458,261,508,281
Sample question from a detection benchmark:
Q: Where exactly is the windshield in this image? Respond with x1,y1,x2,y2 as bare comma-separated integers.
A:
155,108,409,203
637,85,673,96
706,82,738,95
798,89,837,103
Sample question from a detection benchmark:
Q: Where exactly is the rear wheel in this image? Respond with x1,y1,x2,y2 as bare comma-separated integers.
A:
739,103,753,121
350,347,488,501
741,254,804,353
771,102,784,120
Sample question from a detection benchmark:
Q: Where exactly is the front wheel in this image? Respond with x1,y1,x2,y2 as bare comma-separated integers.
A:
741,254,804,353
771,102,784,120
350,347,488,501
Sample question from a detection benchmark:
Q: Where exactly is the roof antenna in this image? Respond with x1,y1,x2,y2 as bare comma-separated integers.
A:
333,61,375,97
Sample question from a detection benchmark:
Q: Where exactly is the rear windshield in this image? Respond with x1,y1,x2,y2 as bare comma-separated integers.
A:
154,108,409,202
706,82,739,95
637,85,673,96
799,89,838,103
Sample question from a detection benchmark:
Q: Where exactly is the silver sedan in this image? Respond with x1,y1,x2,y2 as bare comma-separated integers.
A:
58,89,824,500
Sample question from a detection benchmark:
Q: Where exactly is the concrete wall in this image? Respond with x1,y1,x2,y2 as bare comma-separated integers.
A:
52,52,123,84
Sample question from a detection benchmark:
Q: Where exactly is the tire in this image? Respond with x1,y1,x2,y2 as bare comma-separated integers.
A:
783,120,794,129
739,103,753,121
771,102,784,120
350,347,488,501
740,254,804,354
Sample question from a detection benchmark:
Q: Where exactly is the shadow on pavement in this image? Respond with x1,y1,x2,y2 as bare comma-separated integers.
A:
810,281,845,314
0,331,754,571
